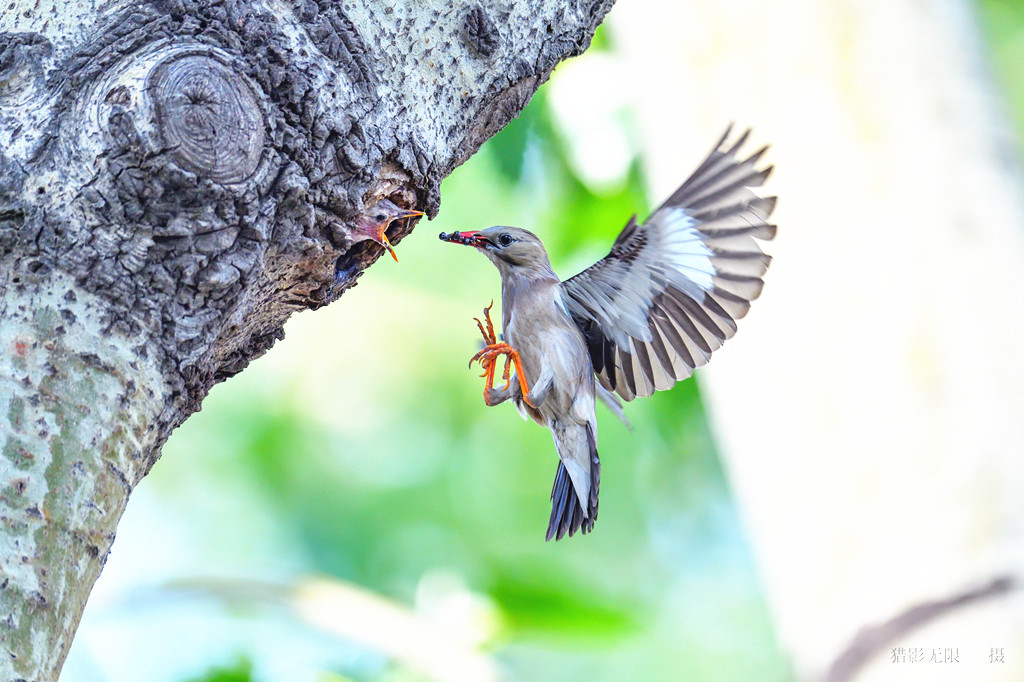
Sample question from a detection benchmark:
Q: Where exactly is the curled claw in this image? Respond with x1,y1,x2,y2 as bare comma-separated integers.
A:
501,355,513,389
469,343,533,407
474,300,497,345
467,301,533,407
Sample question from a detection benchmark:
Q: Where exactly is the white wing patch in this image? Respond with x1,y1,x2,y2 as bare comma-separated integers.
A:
657,208,715,291
560,128,776,401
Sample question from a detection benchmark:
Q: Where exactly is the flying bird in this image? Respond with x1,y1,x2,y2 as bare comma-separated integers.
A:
439,128,776,541
352,198,424,262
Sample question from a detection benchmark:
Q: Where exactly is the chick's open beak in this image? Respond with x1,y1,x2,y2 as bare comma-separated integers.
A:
378,229,398,262
379,209,424,262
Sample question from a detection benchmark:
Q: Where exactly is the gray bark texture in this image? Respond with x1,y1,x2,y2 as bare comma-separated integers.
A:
0,1,613,678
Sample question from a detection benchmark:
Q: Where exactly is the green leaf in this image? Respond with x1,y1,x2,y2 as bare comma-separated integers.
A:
184,657,254,682
488,566,643,645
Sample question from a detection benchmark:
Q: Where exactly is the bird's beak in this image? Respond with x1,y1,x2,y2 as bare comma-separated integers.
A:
439,231,489,248
378,229,399,262
378,210,424,262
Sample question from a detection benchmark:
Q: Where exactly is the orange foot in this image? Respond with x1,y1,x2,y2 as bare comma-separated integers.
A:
468,301,533,407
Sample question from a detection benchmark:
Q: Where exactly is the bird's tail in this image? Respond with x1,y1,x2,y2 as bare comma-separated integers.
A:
546,423,600,541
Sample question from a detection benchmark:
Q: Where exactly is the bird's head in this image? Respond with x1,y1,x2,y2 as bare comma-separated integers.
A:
439,226,554,277
352,199,424,262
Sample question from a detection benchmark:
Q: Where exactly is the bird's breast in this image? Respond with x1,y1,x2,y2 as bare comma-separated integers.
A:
506,303,593,416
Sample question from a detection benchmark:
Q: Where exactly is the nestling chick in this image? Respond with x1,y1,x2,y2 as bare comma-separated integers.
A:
352,198,423,262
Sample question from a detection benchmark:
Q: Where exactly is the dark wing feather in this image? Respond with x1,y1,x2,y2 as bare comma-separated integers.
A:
560,127,776,401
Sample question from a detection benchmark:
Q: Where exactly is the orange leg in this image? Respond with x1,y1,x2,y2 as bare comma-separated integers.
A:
468,302,533,407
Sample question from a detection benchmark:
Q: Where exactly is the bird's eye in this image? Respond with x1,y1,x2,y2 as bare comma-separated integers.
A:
375,213,386,222
498,233,513,247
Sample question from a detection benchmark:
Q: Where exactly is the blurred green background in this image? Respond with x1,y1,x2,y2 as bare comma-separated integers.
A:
61,3,1024,681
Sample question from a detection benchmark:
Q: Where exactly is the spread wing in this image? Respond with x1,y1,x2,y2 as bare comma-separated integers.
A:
560,127,776,401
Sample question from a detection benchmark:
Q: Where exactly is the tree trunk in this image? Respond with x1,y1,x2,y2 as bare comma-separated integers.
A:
0,2,612,678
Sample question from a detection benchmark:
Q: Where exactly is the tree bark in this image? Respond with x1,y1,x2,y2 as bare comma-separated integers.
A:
0,2,613,678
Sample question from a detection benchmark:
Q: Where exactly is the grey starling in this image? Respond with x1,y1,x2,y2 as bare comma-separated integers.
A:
440,128,776,540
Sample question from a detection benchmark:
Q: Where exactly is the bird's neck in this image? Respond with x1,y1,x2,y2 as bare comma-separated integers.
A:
499,260,558,287
500,269,561,327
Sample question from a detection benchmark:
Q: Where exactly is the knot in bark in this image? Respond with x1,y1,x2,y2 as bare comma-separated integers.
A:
461,6,501,59
0,32,52,105
149,55,265,185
